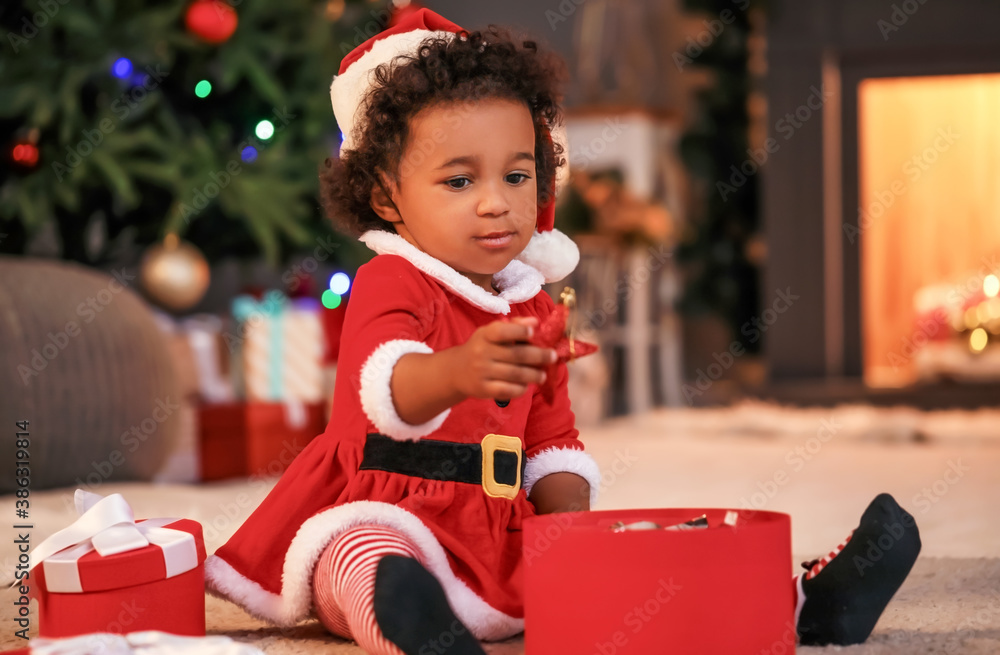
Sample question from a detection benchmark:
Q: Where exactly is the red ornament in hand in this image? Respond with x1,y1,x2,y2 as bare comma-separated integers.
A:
185,0,238,44
529,290,598,402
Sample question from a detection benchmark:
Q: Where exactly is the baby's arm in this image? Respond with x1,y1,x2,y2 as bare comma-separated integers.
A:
391,310,594,515
390,316,555,426
528,472,591,514
388,347,469,426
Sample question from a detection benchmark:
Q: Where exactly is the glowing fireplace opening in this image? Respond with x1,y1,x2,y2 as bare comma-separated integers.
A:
858,73,1000,387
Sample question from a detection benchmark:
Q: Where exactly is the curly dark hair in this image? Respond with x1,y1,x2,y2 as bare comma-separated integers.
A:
319,25,568,236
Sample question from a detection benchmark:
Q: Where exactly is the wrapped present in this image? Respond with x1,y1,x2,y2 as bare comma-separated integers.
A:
523,508,793,655
198,401,326,480
180,315,236,403
28,491,206,639
232,291,325,402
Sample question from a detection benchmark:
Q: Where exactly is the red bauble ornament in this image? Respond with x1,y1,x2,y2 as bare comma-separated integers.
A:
185,0,238,44
12,142,39,168
529,303,599,401
502,291,600,402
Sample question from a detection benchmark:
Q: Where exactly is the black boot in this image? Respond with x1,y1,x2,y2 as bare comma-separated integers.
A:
796,493,921,645
373,555,486,655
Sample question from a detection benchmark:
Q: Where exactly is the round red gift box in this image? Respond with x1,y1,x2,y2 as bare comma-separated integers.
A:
523,508,794,655
32,519,207,638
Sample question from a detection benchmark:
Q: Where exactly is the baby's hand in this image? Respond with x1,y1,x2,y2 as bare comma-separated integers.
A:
454,316,558,401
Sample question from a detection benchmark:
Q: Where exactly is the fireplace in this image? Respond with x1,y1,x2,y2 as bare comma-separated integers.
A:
762,0,1000,403
858,73,1000,387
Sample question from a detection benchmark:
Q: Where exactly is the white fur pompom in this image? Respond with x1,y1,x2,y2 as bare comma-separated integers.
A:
515,229,579,283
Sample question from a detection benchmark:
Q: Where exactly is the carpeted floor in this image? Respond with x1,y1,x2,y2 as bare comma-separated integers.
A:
3,402,999,653
2,557,997,653
193,557,1000,654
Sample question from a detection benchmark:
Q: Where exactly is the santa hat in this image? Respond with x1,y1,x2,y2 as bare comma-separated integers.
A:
329,8,579,283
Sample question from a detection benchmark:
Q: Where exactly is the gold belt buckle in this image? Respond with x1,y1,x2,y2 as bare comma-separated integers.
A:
480,433,522,500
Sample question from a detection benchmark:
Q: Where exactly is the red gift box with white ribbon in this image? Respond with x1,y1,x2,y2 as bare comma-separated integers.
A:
523,508,794,655
29,491,207,638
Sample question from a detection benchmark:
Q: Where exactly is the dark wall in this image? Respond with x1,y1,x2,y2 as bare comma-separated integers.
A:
423,1,576,63
764,0,1000,380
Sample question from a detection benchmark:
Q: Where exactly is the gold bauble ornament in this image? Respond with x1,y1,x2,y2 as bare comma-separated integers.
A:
140,234,210,311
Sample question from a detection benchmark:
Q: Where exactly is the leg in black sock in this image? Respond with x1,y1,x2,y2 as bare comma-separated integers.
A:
373,555,486,655
797,493,921,646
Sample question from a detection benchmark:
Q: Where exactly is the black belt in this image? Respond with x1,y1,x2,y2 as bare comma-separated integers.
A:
359,433,525,500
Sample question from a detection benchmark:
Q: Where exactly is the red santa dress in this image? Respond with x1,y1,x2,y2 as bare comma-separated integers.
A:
205,229,602,640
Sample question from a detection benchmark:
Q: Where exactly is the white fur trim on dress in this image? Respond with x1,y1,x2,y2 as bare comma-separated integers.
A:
523,447,601,508
331,29,457,154
514,228,579,284
359,230,544,314
205,500,524,640
359,339,449,441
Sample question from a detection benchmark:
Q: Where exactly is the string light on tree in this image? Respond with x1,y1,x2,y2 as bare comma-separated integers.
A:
112,57,133,79
322,290,342,309
241,146,257,163
195,80,212,98
255,120,275,140
329,272,351,295
322,272,351,309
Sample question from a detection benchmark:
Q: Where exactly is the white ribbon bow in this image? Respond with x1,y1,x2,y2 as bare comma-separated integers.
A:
29,490,197,593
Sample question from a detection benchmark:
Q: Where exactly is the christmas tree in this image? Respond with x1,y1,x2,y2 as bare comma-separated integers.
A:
0,0,389,268
677,0,763,351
